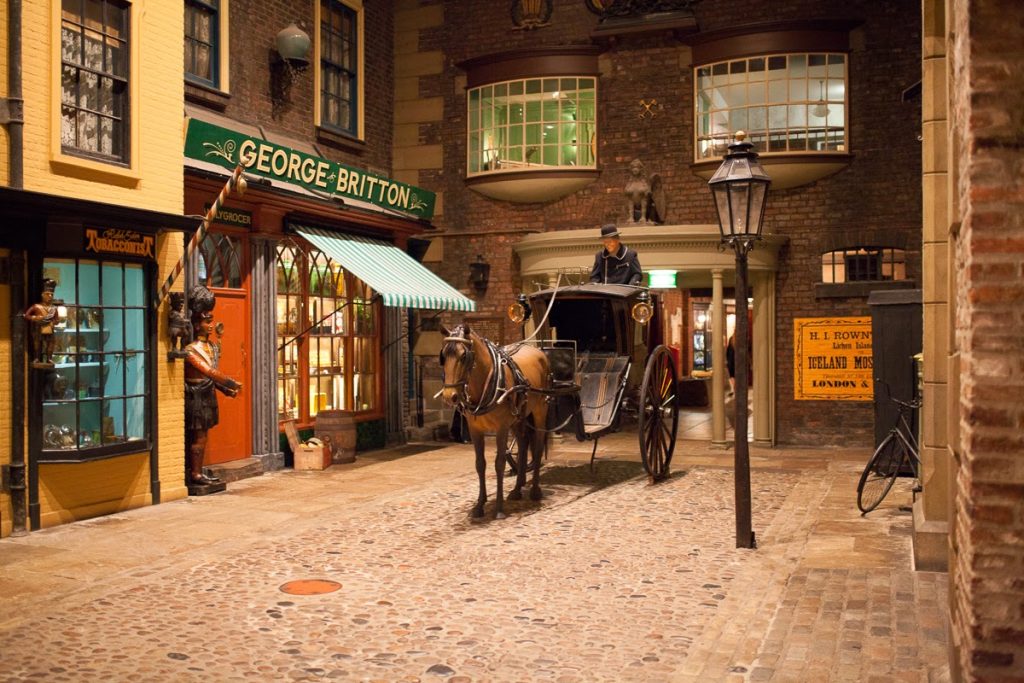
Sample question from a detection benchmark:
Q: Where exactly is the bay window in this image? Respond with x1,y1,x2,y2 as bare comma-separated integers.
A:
276,239,379,424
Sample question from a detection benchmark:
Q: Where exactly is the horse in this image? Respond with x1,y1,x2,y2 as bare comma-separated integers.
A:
439,323,550,519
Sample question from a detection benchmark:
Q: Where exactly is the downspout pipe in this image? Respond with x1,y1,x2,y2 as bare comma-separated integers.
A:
7,1,27,535
9,253,26,535
6,0,24,188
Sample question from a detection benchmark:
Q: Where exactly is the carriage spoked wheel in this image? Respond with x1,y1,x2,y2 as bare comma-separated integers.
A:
639,345,679,481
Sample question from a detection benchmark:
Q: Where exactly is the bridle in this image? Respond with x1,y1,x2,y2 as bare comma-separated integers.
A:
438,325,525,416
439,326,475,404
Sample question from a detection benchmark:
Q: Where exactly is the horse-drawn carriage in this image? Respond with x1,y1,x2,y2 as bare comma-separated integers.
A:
438,281,680,519
509,282,680,480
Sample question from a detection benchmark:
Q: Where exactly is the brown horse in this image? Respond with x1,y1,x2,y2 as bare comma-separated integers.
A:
439,323,550,518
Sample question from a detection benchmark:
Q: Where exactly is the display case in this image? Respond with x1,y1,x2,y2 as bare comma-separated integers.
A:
37,258,149,461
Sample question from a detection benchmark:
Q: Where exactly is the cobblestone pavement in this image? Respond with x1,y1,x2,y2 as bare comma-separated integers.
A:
0,436,949,682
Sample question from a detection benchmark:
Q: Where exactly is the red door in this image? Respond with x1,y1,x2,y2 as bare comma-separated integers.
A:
195,228,251,466
204,288,249,465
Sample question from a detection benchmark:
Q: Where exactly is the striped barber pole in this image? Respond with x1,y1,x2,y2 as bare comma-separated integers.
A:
156,164,247,306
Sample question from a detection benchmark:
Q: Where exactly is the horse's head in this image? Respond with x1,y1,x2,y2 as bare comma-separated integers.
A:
438,323,475,408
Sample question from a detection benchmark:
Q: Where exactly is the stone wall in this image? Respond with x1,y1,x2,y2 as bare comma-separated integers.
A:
948,0,1024,677
421,0,922,445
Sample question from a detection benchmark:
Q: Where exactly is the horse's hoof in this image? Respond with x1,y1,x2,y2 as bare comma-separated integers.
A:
495,511,507,520
530,487,543,501
472,507,485,518
508,490,523,501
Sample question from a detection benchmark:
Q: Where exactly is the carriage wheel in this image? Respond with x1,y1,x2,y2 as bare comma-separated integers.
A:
504,430,521,477
638,345,679,481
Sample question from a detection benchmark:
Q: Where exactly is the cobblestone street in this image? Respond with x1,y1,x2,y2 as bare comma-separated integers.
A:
0,436,949,681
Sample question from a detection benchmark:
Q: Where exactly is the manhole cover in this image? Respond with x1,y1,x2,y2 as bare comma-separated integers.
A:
279,579,342,595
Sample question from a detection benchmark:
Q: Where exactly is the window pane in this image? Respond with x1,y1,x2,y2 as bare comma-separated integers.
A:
103,354,123,394
102,263,123,305
103,398,124,444
125,396,145,441
124,309,144,350
124,264,144,306
125,352,145,395
103,309,122,351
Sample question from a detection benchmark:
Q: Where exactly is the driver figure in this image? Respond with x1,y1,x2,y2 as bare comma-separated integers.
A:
588,224,643,286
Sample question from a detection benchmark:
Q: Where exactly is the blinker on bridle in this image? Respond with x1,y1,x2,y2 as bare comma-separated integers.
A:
436,332,475,400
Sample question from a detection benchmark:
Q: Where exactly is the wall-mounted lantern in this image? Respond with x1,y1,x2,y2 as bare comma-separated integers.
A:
469,255,490,293
270,22,311,111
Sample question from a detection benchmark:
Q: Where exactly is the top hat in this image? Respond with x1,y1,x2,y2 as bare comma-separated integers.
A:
599,224,620,240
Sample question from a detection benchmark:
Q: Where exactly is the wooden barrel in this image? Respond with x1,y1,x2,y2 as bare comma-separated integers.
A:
314,410,356,463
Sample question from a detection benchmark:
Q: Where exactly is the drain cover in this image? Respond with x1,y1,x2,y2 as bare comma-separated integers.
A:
279,579,342,595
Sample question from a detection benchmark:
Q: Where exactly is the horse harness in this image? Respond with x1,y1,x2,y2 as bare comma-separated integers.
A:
440,329,530,417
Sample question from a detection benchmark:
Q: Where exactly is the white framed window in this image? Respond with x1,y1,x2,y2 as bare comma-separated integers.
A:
696,53,847,160
60,0,131,164
467,77,597,175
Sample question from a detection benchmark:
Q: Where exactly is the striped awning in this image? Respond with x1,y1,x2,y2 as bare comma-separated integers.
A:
295,226,476,312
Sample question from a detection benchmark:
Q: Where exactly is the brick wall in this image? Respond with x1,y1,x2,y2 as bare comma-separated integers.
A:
223,0,393,173
422,0,922,445
948,0,1024,678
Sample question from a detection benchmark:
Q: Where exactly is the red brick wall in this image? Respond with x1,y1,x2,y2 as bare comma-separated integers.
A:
949,0,1024,677
422,0,921,445
219,0,393,172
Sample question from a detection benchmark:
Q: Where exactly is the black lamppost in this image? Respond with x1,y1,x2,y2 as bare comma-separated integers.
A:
708,131,771,549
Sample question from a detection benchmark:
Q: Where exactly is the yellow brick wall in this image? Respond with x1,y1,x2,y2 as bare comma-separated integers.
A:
157,235,188,503
6,1,189,530
0,250,10,537
20,0,183,214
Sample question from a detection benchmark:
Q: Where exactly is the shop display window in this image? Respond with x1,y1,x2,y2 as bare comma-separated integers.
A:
275,238,379,425
40,258,148,456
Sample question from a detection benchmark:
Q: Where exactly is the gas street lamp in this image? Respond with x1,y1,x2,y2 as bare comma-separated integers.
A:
708,131,771,549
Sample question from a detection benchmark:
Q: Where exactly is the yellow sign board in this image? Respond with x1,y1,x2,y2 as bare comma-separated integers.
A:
793,317,873,400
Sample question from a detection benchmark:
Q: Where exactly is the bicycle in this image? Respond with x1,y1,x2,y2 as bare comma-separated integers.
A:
856,379,922,514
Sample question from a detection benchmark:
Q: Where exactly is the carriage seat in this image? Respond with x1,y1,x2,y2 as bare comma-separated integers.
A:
576,352,629,433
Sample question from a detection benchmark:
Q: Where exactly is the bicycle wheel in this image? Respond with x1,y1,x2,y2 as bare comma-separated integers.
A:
857,433,906,514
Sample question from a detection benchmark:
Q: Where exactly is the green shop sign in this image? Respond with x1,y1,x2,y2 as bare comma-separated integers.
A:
184,119,435,221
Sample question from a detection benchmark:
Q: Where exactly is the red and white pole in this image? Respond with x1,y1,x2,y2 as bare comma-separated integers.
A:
156,164,247,306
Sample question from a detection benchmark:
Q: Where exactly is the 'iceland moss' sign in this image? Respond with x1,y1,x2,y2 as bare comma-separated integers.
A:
184,119,435,221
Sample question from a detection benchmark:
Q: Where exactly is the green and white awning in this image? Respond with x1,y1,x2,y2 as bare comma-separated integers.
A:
295,226,475,312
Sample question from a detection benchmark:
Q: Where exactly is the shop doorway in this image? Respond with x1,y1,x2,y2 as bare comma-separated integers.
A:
197,231,251,465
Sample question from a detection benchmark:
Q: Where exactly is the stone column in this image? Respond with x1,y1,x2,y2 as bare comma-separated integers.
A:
752,272,775,445
914,0,950,572
249,238,284,472
711,268,727,446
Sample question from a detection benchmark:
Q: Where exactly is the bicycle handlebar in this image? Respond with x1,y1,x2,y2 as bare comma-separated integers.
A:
875,377,921,410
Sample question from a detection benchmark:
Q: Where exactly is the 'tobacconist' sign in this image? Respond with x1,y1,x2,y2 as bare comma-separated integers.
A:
184,119,435,221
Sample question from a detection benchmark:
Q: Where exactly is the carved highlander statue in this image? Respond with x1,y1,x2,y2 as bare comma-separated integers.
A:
184,285,242,489
24,278,66,368
624,158,666,225
167,291,193,360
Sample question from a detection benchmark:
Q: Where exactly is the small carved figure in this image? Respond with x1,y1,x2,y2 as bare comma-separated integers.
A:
167,292,193,359
184,285,242,487
24,279,66,368
623,158,666,225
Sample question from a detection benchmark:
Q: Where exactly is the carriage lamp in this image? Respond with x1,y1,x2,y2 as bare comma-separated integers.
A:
708,130,771,551
631,290,653,325
469,255,491,293
508,294,532,324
